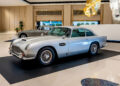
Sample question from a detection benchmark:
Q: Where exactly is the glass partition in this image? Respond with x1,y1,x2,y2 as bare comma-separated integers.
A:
73,21,100,26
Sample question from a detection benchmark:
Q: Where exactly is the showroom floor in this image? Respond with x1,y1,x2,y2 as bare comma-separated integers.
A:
0,33,120,86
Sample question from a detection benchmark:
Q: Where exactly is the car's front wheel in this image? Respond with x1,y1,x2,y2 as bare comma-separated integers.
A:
37,47,55,65
19,33,27,38
89,42,99,55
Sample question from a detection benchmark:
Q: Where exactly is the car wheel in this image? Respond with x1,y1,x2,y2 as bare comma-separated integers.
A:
20,34,27,38
89,42,99,55
37,47,55,65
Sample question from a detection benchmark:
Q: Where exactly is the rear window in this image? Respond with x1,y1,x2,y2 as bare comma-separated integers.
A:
86,30,95,36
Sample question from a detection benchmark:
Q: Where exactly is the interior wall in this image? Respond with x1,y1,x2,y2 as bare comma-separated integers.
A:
102,3,112,24
72,5,101,21
34,5,64,28
0,3,113,32
83,24,120,41
0,6,26,32
25,5,34,30
0,7,2,31
64,5,71,26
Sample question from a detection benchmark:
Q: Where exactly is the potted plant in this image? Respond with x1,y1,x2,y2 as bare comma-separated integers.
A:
77,23,81,26
15,27,20,33
19,21,24,31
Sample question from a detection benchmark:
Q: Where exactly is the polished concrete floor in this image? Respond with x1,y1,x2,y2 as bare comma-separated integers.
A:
0,33,120,86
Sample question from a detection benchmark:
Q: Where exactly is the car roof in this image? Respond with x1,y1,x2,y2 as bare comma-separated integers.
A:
54,26,90,30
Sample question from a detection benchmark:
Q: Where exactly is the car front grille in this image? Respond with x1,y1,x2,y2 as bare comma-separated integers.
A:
11,46,22,54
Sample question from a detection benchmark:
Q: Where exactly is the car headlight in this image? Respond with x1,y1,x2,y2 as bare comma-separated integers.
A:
25,44,30,50
10,41,13,47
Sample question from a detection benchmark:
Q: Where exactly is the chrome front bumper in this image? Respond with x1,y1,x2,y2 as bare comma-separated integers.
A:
9,48,35,60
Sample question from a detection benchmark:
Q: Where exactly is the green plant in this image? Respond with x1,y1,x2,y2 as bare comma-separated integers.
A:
15,27,20,33
19,21,24,31
56,24,62,26
86,23,89,25
77,23,81,26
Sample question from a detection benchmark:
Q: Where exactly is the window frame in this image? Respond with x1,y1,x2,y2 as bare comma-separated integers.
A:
48,27,72,37
85,29,95,37
70,28,95,38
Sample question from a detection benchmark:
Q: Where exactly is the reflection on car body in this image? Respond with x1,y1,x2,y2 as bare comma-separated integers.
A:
10,26,107,65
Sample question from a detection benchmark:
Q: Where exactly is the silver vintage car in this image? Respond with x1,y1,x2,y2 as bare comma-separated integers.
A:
10,26,107,65
18,26,52,38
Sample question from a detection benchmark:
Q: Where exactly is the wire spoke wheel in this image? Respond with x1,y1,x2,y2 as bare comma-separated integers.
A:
40,50,53,64
37,47,55,65
89,43,99,55
20,34,27,38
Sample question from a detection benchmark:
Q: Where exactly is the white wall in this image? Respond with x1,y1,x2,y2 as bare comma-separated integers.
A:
82,24,120,41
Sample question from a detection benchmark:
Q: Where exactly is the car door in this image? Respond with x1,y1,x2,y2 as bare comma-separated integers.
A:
27,30,40,37
57,38,69,58
68,28,90,56
37,26,51,36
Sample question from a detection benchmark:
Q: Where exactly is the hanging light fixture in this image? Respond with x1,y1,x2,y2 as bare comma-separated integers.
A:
84,0,101,17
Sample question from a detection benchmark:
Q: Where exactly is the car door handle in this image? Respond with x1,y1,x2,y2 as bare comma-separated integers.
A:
59,43,66,46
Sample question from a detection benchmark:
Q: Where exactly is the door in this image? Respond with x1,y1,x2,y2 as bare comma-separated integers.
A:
68,29,90,56
57,38,69,58
30,30,41,36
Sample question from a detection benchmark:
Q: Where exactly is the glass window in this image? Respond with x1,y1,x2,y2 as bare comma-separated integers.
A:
36,11,62,15
72,29,85,37
73,10,84,15
48,27,71,37
40,21,62,26
86,29,95,36
73,21,100,26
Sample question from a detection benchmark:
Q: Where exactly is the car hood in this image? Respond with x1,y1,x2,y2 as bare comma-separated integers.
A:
22,36,60,43
13,36,61,48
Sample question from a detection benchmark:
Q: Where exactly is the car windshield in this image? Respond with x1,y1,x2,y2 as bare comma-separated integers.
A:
37,26,52,30
48,27,71,37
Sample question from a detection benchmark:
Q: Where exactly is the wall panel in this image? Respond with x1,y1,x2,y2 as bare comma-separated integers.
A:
14,7,20,29
9,7,15,31
25,6,33,30
1,8,6,31
103,3,112,24
0,7,2,31
20,6,26,29
0,6,26,32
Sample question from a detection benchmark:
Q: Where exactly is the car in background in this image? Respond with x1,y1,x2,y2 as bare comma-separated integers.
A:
18,26,52,38
10,26,107,65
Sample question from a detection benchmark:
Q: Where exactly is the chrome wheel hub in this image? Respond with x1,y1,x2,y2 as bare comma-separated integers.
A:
91,44,98,54
40,50,52,64
21,35,26,38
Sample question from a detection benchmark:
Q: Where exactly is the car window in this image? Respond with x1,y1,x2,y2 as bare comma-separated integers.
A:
38,26,51,30
86,29,95,36
48,27,71,37
72,29,85,37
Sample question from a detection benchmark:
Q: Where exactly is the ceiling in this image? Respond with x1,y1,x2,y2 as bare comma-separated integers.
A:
27,0,86,2
24,0,109,4
27,0,109,2
0,0,109,6
0,0,28,6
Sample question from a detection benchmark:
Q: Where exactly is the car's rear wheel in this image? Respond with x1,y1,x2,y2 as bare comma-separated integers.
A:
37,47,55,65
89,42,99,55
19,34,27,38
